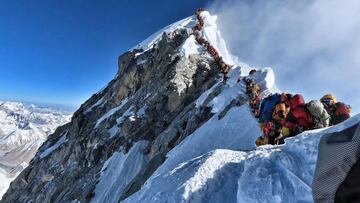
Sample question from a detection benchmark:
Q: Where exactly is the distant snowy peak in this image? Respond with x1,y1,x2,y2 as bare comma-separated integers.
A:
0,100,72,154
0,100,71,151
0,101,71,127
0,101,72,198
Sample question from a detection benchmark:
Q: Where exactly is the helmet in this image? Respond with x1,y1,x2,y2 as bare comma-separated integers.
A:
281,93,292,102
247,78,254,84
321,94,337,105
249,69,257,75
197,8,204,13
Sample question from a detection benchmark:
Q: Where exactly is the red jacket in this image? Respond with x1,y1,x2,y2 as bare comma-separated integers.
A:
194,24,203,31
207,45,219,58
287,94,305,109
284,106,313,129
329,102,351,125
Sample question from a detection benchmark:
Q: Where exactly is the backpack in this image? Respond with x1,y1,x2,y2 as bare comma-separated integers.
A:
335,102,352,116
288,94,305,109
284,106,313,130
259,93,282,122
306,100,330,129
330,102,352,125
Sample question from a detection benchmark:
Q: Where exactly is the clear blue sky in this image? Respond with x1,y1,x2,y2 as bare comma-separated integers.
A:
0,0,210,110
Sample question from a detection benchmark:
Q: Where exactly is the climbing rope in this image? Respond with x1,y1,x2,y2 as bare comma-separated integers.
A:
192,8,232,82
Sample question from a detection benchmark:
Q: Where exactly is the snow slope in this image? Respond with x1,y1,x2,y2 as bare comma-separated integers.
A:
122,61,282,203
92,12,310,202
180,11,234,65
0,101,71,198
124,112,360,203
17,12,352,203
133,10,235,68
91,141,149,203
132,17,195,52
122,11,356,202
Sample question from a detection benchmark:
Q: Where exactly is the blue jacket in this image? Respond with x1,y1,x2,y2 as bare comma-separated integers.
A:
259,93,281,123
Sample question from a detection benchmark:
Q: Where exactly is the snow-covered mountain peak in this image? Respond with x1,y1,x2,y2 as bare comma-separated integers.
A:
132,11,236,69
0,101,71,198
0,101,71,147
1,10,280,202
2,10,356,203
131,16,195,52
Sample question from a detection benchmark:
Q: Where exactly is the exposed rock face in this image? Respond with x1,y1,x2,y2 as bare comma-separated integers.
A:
1,27,227,203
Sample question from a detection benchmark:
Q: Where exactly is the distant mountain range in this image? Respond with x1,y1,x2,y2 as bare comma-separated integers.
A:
0,101,72,197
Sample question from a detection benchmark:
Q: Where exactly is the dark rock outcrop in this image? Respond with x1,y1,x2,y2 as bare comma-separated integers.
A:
1,28,227,203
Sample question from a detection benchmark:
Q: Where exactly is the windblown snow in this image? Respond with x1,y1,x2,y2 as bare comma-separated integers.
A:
180,11,234,66
124,114,360,203
59,11,358,203
0,101,71,198
132,17,195,52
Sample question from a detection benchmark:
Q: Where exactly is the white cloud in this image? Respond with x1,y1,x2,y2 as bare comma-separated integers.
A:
207,0,360,114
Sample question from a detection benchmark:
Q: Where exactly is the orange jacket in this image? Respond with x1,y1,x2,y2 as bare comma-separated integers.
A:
272,102,289,125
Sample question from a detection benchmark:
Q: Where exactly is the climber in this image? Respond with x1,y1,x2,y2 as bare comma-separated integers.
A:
258,93,282,123
193,29,200,38
281,93,305,110
250,96,261,117
247,81,261,116
320,94,352,125
193,23,203,31
282,104,313,137
255,136,267,146
198,18,204,26
245,79,254,94
256,120,282,146
272,102,290,126
196,8,205,15
217,57,232,76
194,31,205,45
236,69,257,83
259,102,291,146
207,44,220,60
305,100,330,129
255,93,283,146
221,62,231,74
196,37,205,45
194,9,204,31
249,69,257,75
246,80,261,101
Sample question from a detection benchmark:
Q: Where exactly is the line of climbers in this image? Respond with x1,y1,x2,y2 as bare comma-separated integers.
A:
241,70,352,146
192,8,352,146
192,8,232,82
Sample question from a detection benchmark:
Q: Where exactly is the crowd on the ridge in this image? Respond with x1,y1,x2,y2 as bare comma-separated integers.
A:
192,8,232,82
191,8,352,146
241,70,352,146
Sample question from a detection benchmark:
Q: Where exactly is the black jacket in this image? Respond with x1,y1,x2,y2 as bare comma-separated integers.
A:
312,122,360,202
